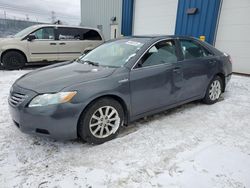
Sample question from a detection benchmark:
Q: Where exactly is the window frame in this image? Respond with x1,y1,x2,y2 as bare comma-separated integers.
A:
178,39,215,61
131,39,179,70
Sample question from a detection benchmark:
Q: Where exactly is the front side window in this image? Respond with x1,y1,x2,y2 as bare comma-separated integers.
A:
135,40,177,68
31,27,54,40
79,39,146,67
180,40,213,60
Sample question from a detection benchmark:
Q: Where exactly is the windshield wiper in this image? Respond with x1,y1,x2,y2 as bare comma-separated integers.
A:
76,59,99,66
83,60,99,66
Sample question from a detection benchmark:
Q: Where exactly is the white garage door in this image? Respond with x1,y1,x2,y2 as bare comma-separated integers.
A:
133,0,178,35
215,0,250,74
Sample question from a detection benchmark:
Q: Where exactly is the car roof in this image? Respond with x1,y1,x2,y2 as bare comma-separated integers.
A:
131,35,196,40
30,24,101,32
111,35,199,45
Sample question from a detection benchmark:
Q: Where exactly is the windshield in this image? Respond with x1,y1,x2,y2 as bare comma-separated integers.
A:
14,25,39,38
79,39,146,68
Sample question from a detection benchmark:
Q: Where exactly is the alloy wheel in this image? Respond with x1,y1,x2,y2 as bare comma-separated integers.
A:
89,106,120,138
209,80,221,101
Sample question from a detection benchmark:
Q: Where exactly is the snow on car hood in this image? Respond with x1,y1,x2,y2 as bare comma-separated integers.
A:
14,61,116,93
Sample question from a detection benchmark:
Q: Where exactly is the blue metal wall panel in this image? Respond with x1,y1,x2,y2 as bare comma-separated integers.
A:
121,0,134,36
175,0,221,44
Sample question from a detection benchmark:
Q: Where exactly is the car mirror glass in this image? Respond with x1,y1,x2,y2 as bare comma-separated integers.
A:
135,60,143,69
27,34,36,41
83,49,92,55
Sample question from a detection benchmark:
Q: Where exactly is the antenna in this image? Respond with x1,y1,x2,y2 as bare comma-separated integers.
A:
26,14,29,21
51,11,56,23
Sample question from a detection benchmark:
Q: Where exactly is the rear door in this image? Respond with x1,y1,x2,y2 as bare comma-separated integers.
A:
56,27,103,61
176,39,217,101
56,27,83,61
27,27,58,62
130,39,182,116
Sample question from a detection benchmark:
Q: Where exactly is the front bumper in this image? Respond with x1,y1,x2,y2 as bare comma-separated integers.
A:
8,85,84,140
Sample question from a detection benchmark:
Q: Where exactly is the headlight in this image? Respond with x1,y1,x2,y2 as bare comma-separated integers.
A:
28,91,77,107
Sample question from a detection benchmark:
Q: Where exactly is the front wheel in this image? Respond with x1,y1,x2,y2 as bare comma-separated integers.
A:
203,76,223,104
2,51,26,70
78,98,124,144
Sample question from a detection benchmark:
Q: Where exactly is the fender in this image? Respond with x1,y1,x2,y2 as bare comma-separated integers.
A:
1,43,30,62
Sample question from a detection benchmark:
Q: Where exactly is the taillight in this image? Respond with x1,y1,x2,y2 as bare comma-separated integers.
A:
223,52,232,64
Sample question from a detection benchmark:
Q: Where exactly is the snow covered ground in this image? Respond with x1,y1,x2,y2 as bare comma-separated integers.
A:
0,70,250,188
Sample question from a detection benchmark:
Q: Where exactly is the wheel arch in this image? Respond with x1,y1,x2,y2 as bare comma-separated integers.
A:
76,94,129,137
1,49,28,63
215,72,226,92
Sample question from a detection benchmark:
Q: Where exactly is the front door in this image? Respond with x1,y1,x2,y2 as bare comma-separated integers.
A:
130,40,182,116
28,27,58,62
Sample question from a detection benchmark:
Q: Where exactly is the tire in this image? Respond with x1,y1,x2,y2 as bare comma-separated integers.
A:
78,98,124,144
203,76,223,104
2,51,26,70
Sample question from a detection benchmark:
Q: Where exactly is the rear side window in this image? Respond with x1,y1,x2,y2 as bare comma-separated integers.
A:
57,27,81,40
83,29,102,40
57,27,102,41
180,40,213,60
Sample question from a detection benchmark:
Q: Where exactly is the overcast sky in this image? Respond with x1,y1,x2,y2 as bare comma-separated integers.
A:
0,0,81,25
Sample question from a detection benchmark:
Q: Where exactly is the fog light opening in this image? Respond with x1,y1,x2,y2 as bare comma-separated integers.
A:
36,129,50,135
13,120,20,128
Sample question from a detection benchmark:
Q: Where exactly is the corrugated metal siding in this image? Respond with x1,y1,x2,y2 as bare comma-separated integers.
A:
175,0,221,44
81,0,122,40
133,0,178,35
121,0,134,36
215,0,250,74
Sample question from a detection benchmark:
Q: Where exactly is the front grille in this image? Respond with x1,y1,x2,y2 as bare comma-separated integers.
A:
9,92,27,107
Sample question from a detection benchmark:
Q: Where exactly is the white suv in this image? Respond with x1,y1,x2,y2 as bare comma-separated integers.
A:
0,24,104,69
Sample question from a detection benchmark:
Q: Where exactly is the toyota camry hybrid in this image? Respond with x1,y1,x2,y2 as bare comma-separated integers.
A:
8,36,232,144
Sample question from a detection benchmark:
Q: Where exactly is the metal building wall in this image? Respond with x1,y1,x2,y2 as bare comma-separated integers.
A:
81,0,122,40
175,0,222,44
215,0,250,74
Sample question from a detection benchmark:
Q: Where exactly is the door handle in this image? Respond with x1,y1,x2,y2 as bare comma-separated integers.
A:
50,43,57,45
209,60,216,64
59,43,66,45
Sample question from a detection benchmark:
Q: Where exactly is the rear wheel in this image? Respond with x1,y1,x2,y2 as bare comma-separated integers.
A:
2,51,26,70
78,98,124,144
203,76,222,104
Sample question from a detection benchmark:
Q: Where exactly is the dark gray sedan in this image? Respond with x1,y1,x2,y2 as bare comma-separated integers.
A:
9,36,232,144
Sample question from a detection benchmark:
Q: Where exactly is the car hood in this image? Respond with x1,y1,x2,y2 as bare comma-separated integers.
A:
0,37,20,43
15,61,116,93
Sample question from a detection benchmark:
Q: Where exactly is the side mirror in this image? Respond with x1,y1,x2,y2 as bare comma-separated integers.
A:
83,48,92,55
27,34,36,41
135,60,143,69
